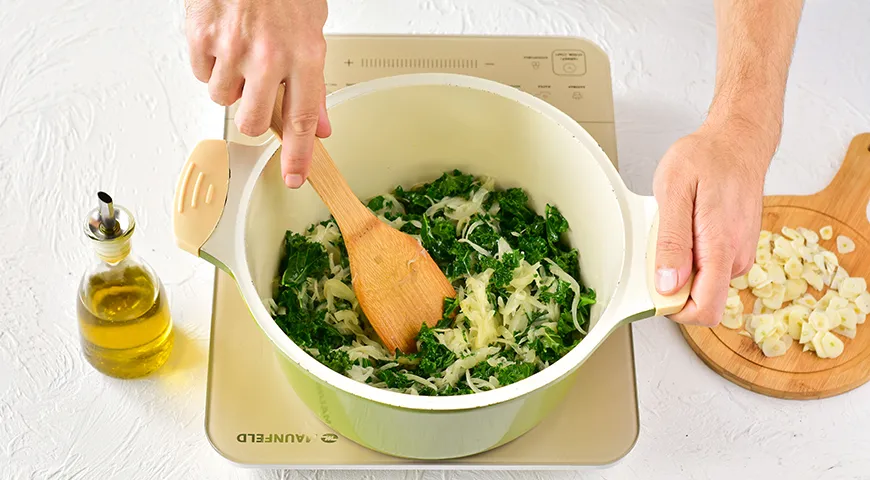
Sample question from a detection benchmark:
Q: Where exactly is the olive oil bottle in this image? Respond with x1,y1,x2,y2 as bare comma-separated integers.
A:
77,192,174,378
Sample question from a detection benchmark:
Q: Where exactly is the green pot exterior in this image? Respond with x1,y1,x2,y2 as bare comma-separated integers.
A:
213,254,578,460
271,339,576,460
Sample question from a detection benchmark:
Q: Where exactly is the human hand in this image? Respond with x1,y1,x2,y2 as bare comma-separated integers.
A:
652,120,775,326
184,0,331,188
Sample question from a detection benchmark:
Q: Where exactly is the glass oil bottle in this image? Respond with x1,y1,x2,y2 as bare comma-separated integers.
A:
77,192,174,378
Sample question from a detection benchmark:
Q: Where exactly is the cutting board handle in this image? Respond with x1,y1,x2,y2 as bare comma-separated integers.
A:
814,133,870,227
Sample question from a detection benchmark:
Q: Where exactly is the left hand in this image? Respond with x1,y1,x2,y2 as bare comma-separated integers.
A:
651,119,774,326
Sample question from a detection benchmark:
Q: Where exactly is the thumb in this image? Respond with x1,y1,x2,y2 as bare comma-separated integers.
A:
653,184,696,295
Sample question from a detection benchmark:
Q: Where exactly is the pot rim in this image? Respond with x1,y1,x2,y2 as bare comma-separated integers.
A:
235,73,635,411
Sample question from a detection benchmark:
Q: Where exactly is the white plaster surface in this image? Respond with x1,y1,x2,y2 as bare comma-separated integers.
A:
2,0,869,478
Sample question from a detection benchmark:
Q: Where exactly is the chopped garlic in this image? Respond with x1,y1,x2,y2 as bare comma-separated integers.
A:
856,292,870,314
752,298,764,315
837,235,856,254
819,225,833,240
747,264,768,288
722,223,866,361
782,227,801,240
753,283,774,299
784,278,808,302
838,308,858,330
809,310,832,331
799,227,820,245
725,293,743,314
833,325,857,339
784,257,803,279
766,263,787,284
730,274,749,290
761,336,788,357
840,277,867,300
721,313,743,330
820,331,845,358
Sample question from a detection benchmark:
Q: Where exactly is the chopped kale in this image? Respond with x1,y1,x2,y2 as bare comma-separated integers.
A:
496,362,536,386
517,234,548,265
366,195,386,212
471,361,496,380
413,324,456,377
436,297,461,329
544,205,569,247
280,232,329,289
479,251,522,295
420,216,458,266
496,188,535,224
530,327,574,364
445,241,474,280
379,368,414,389
551,248,580,279
471,359,535,387
466,216,500,252
540,279,573,307
318,348,352,373
394,170,476,216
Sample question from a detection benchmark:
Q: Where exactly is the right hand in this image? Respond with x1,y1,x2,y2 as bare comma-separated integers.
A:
184,0,332,188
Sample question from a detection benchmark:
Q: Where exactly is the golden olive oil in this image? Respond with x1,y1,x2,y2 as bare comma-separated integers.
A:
77,264,174,378
78,192,174,378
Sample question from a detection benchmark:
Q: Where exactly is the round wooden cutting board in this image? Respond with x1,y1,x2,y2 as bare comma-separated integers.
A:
680,133,870,400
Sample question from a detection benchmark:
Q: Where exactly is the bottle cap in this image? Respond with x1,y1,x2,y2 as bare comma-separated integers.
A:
85,192,135,261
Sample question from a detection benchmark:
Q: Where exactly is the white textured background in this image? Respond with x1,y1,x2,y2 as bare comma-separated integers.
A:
2,0,869,478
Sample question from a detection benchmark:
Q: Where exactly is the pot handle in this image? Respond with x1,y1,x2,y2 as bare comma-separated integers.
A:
636,194,694,316
173,140,230,258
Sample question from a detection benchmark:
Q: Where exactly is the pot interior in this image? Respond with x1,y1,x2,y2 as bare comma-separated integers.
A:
243,81,626,376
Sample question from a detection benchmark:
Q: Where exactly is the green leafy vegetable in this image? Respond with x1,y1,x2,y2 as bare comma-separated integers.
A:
280,232,330,289
379,368,414,389
479,251,522,295
420,216,458,265
545,205,569,247
366,195,386,212
466,216,499,252
412,324,456,377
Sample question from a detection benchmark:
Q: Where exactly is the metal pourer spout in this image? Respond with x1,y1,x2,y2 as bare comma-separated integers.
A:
98,191,119,236
85,191,135,251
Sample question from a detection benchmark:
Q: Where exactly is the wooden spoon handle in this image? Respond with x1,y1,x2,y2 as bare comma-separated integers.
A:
269,84,371,235
815,133,870,227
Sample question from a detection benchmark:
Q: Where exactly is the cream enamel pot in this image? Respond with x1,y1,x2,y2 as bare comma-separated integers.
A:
173,73,691,460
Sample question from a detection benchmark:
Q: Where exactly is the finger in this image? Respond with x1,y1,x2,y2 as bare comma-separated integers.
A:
653,180,696,295
208,57,244,106
189,48,216,83
235,74,280,138
281,71,325,188
735,210,763,277
732,242,756,277
316,93,331,138
669,247,734,327
185,14,215,83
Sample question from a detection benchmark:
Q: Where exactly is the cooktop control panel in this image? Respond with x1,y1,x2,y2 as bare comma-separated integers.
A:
321,35,613,124
226,35,618,165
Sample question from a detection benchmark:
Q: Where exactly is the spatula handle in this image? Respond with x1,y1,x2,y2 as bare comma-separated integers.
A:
269,84,372,235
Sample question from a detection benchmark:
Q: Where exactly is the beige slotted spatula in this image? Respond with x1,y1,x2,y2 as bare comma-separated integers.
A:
269,85,456,354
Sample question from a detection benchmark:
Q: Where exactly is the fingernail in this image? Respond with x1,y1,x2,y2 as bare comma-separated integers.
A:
656,268,678,293
284,174,304,189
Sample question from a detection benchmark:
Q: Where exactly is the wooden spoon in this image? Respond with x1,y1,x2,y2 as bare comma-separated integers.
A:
269,85,456,354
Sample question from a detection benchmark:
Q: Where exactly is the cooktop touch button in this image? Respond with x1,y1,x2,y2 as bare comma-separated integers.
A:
552,49,586,76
